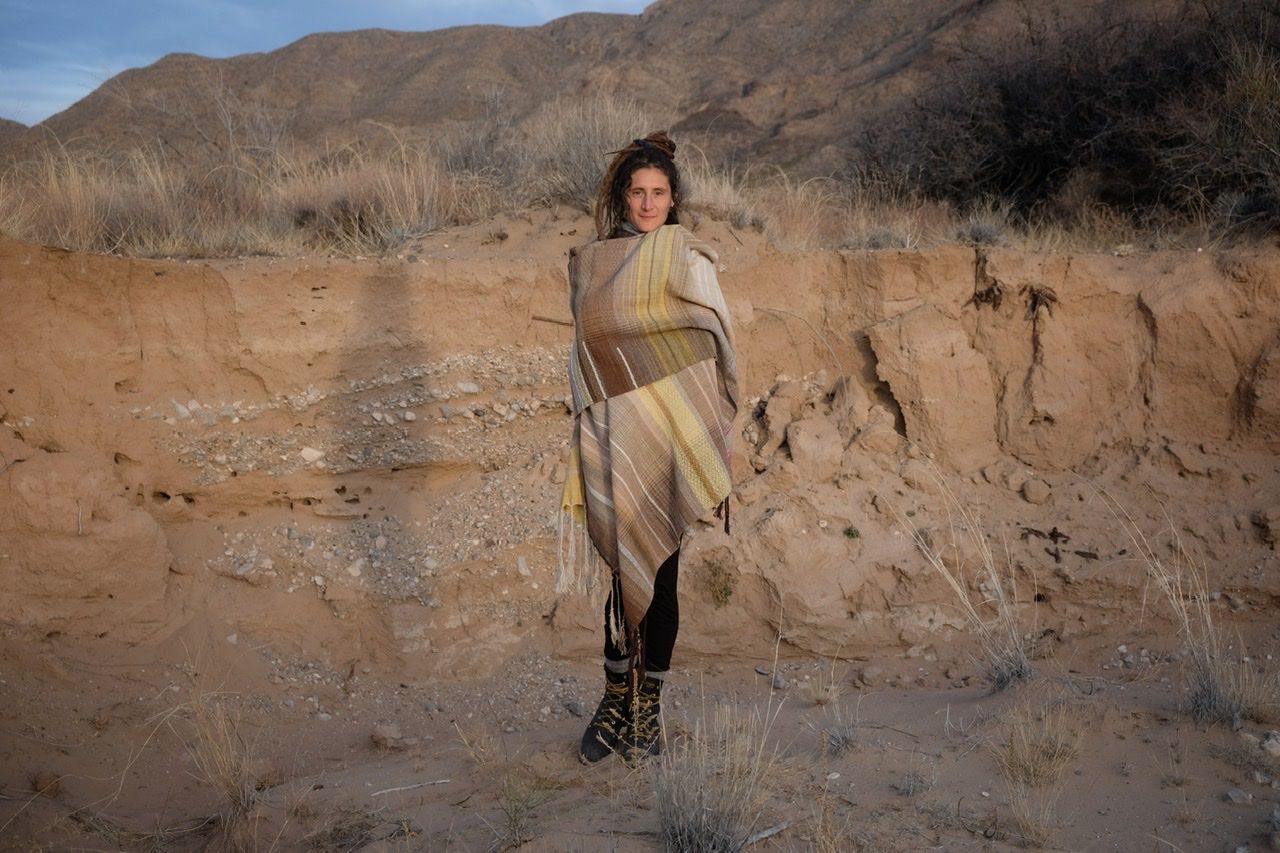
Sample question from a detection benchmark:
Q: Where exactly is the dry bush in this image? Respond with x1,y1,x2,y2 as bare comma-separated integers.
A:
651,702,780,853
988,700,1081,849
281,143,450,254
170,690,261,851
892,473,1035,692
859,0,1280,242
840,167,930,250
519,93,659,211
990,702,1083,789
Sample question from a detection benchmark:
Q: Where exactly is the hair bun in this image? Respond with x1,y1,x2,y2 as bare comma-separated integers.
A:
643,131,676,158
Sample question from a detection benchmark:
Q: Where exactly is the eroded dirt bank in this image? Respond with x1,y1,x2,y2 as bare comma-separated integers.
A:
1,219,1278,849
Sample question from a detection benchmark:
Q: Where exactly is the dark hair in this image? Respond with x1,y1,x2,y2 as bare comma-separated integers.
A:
593,130,682,239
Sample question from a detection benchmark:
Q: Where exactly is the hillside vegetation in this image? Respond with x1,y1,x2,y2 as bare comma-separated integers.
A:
0,0,1276,257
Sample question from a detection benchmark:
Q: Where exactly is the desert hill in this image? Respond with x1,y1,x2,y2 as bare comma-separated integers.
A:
4,0,1160,172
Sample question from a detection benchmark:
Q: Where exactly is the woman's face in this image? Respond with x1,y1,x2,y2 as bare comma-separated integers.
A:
623,166,673,233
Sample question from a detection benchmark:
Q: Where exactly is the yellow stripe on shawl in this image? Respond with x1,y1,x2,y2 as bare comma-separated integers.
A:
635,228,700,375
561,441,586,522
635,368,731,510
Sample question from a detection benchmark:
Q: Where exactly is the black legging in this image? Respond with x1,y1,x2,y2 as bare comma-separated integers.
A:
604,549,680,672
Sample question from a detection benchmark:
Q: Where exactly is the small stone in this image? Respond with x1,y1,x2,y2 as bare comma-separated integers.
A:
1225,787,1252,804
403,411,417,422
457,381,482,394
1262,731,1280,758
566,700,586,718
755,664,771,676
772,673,787,690
1228,594,1246,611
371,722,417,750
316,712,332,722
517,556,531,577
374,536,388,551
1021,478,1052,505
300,447,325,463
226,633,238,645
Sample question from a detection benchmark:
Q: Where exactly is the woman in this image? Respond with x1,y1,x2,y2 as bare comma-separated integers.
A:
558,131,739,763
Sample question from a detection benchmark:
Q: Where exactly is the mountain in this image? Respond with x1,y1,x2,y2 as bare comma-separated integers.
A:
4,0,1156,172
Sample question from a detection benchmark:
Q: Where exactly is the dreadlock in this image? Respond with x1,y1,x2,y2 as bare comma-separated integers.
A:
592,130,682,240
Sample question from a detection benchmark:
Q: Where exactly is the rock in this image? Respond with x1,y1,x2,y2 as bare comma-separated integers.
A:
299,447,325,463
371,722,417,750
1224,788,1252,804
456,381,482,394
772,673,788,690
346,559,365,578
866,305,1001,471
755,664,771,676
403,411,417,422
1021,478,1052,505
757,380,808,458
1262,731,1280,758
1261,507,1280,546
786,416,842,482
858,665,884,685
566,700,586,718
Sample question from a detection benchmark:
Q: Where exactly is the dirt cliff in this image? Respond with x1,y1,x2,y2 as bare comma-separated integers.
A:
2,216,1276,666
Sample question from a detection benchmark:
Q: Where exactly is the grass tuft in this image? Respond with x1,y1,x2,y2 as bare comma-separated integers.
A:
651,702,780,853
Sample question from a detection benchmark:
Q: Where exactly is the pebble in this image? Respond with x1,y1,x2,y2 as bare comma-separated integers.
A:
1225,788,1253,804
1021,478,1051,505
772,673,787,690
1263,731,1280,758
755,664,771,676
347,559,365,578
300,446,325,463
457,381,482,394
566,700,586,718
316,712,333,722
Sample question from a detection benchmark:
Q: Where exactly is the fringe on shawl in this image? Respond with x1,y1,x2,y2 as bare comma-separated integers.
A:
556,439,638,658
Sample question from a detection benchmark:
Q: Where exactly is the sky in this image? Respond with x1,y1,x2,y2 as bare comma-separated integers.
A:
0,0,652,126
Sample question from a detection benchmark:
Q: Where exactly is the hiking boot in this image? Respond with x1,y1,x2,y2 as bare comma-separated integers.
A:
624,674,664,762
579,668,629,763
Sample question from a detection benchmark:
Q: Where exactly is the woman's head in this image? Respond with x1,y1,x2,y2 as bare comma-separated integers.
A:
593,131,682,239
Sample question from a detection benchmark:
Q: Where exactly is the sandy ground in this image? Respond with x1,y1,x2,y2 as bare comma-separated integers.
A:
1,210,1279,850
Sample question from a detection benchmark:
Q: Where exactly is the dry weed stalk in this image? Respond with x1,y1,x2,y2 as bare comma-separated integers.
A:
452,720,496,766
651,701,781,853
890,470,1035,691
1101,491,1280,724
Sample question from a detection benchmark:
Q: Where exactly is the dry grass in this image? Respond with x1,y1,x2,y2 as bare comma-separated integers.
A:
482,773,558,850
180,692,261,850
988,699,1082,849
890,472,1035,692
811,698,861,758
452,720,496,767
1102,492,1280,725
519,93,660,212
651,701,781,853
989,701,1083,789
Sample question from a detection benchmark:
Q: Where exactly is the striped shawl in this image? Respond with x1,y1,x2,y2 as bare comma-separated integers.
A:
558,224,738,636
